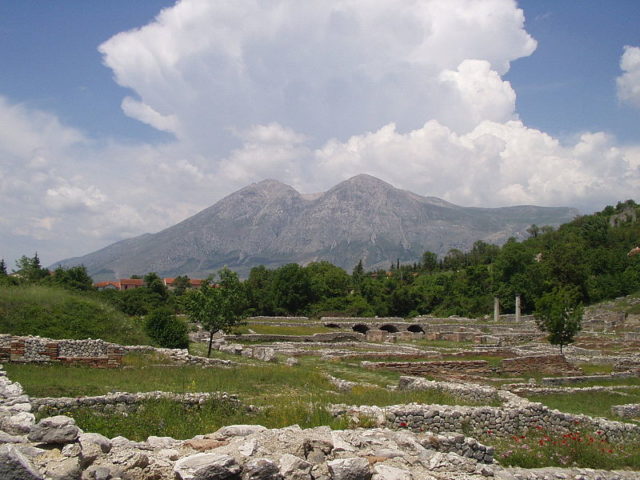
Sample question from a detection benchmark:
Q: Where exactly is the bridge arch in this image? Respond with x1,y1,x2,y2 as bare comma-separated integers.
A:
352,324,369,334
380,324,399,333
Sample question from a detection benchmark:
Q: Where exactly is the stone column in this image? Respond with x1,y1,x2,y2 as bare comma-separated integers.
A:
515,294,521,322
493,297,500,322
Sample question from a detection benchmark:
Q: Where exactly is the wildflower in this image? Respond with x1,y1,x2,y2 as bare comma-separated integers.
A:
398,422,408,428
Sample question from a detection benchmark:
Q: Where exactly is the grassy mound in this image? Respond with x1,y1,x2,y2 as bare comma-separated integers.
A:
0,285,149,345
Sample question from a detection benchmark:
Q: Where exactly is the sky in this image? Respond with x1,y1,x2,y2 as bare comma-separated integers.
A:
1,0,639,269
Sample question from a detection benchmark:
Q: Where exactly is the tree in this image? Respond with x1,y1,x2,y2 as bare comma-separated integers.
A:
49,265,94,291
534,287,583,353
270,263,312,314
527,224,540,239
352,259,365,292
0,259,6,276
14,253,49,282
144,272,168,299
145,307,189,348
185,267,246,356
172,275,191,296
421,251,438,272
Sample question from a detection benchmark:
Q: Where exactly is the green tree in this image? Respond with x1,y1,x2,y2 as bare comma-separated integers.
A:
48,265,94,291
270,263,312,314
421,251,438,272
172,275,191,296
306,261,350,300
527,224,540,238
534,287,583,353
145,307,189,349
144,272,169,299
0,259,6,276
14,253,49,282
245,265,274,315
185,268,246,356
352,259,365,292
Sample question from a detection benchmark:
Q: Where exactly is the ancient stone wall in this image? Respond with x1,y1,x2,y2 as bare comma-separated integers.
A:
0,334,123,368
32,391,240,416
500,354,582,376
332,395,640,443
362,360,491,376
611,403,640,419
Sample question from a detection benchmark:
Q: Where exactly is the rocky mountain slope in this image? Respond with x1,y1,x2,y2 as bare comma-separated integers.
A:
56,175,578,280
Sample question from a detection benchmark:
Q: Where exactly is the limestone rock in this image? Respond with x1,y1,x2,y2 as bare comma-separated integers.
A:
242,458,282,480
27,415,80,445
0,444,44,480
371,465,413,480
239,438,259,456
327,457,371,480
216,425,267,439
278,454,312,480
42,456,81,480
79,432,112,468
1,411,36,435
174,452,241,480
183,438,229,452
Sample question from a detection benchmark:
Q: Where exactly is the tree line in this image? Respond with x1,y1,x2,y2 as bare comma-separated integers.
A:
2,200,638,351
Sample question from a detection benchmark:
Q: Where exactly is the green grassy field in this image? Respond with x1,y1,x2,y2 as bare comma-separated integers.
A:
527,388,640,422
0,285,149,345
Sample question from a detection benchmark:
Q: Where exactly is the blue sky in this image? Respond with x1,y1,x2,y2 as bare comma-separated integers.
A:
0,0,639,268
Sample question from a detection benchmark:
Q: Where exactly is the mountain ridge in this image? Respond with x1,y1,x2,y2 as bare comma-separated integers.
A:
55,175,579,280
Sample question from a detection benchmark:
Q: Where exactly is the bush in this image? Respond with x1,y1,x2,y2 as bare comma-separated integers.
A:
145,308,189,349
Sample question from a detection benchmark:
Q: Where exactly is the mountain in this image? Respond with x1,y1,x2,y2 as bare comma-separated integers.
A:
55,175,579,280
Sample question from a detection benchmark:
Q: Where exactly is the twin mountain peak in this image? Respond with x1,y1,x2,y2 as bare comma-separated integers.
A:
58,174,578,281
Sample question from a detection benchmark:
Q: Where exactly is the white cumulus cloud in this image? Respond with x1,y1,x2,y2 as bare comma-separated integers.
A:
617,45,640,108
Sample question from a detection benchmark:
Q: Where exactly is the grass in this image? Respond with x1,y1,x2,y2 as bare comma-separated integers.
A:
578,363,614,375
0,285,149,345
486,427,640,470
7,354,500,441
527,388,640,422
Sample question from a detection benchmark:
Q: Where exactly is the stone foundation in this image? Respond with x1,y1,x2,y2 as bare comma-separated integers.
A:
0,335,124,368
500,354,582,376
31,391,240,416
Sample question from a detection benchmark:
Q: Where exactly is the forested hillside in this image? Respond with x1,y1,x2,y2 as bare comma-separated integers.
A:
2,200,639,322
239,199,640,318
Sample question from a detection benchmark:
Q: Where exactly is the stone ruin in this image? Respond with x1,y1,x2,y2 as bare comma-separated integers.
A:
3,364,640,480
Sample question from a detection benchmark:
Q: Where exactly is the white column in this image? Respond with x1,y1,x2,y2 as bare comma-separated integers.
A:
515,294,521,322
493,297,500,322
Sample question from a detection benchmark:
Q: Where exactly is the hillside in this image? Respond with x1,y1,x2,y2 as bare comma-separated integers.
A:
0,285,149,344
56,174,578,280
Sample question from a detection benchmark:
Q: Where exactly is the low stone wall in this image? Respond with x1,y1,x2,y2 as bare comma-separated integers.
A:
223,332,365,343
362,360,491,376
32,391,240,416
397,376,501,404
501,354,582,376
540,372,635,386
331,399,640,443
611,403,640,419
0,334,123,368
614,358,640,374
321,316,404,323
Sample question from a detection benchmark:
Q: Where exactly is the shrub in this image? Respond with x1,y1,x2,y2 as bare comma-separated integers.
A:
145,307,189,348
